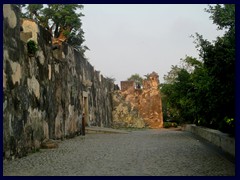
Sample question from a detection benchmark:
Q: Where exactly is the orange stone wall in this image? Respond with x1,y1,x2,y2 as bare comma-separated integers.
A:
115,72,163,128
120,81,135,92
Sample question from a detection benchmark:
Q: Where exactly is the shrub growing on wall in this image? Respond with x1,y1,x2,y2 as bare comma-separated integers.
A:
27,40,38,55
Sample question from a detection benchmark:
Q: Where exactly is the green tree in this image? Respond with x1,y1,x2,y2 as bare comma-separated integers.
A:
20,4,87,52
161,64,195,124
205,4,235,31
195,4,235,131
163,65,181,84
161,4,235,135
127,74,143,88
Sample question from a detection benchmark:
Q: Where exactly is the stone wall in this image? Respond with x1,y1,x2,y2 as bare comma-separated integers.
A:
112,72,163,128
183,124,235,158
3,4,114,160
112,90,145,128
120,81,135,92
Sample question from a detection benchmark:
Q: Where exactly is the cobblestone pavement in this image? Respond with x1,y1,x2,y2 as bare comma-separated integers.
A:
3,129,235,176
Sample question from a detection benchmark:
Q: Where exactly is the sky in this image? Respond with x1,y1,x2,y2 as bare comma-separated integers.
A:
81,4,225,85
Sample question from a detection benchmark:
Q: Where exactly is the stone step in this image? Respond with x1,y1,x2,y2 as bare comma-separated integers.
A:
85,126,129,134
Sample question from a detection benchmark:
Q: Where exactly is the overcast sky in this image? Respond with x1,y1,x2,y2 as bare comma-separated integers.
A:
81,4,224,85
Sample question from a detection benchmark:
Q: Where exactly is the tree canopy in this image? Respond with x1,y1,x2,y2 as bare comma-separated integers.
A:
18,4,88,54
127,74,144,88
161,4,235,135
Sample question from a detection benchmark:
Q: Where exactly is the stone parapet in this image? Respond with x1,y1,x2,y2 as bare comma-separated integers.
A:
182,124,235,157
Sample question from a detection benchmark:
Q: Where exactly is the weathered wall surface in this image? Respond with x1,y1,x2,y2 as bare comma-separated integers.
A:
112,90,145,128
3,4,114,159
112,72,163,129
120,81,135,92
183,124,235,158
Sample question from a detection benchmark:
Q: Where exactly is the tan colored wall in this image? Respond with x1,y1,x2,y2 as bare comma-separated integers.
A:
113,72,163,128
121,81,135,92
21,18,39,43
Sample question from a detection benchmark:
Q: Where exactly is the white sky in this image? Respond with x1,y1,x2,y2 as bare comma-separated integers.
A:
81,4,224,85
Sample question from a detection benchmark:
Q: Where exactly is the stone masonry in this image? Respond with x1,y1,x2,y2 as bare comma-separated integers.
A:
3,4,114,160
112,72,163,128
3,4,164,160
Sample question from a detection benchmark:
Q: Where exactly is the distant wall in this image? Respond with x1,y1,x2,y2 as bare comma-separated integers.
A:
3,4,114,159
113,72,163,128
120,81,135,92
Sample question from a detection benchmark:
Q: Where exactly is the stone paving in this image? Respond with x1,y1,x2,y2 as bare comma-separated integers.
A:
3,128,235,176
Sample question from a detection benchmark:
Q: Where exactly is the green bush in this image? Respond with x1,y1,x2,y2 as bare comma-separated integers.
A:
27,40,38,55
163,122,178,128
219,117,235,136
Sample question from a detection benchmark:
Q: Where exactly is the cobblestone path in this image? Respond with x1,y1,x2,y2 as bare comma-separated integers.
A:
3,129,235,176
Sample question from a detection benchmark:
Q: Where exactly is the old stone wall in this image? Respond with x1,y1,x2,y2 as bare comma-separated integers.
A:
120,81,135,92
3,4,114,159
112,90,145,128
183,124,235,157
112,72,163,129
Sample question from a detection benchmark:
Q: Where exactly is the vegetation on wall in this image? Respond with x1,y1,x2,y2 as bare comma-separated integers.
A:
17,4,88,55
160,4,235,135
27,40,38,55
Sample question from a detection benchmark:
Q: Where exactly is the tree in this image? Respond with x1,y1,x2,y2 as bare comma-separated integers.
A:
205,4,235,31
127,74,143,88
163,65,181,84
161,4,235,135
161,63,195,124
196,4,235,132
20,4,87,52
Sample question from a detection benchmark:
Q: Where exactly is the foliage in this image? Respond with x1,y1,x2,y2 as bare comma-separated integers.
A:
161,4,235,135
163,65,181,84
163,122,178,128
205,4,235,31
127,74,143,88
27,40,38,55
219,117,235,136
19,4,88,53
106,76,116,83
